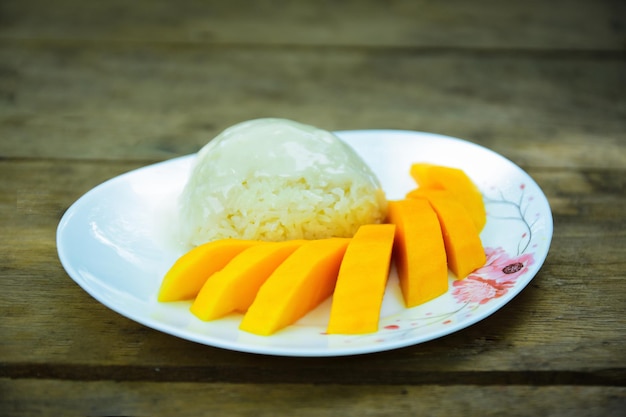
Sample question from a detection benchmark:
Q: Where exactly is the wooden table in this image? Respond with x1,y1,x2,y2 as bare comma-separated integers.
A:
1,1,625,415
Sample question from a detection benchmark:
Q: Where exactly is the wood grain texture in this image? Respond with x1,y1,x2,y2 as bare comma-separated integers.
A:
1,43,624,168
1,0,624,50
1,380,625,417
1,0,624,415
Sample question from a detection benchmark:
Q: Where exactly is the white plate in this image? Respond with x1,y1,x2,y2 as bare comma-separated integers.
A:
57,130,553,357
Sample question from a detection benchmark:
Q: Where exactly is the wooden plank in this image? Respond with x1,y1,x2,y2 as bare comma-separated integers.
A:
1,380,624,417
1,1,623,412
0,0,624,50
1,43,624,169
1,160,624,379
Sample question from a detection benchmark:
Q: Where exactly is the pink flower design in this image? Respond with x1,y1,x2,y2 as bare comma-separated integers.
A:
452,247,535,305
478,247,535,284
451,276,510,304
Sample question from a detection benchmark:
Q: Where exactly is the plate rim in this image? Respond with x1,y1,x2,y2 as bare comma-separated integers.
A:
57,129,554,357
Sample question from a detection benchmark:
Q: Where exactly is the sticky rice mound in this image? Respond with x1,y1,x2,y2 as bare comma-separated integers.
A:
178,118,387,247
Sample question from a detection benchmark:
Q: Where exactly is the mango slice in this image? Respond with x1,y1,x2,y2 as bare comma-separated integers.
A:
408,163,486,231
157,239,261,302
410,188,486,279
239,238,351,336
387,199,448,308
327,224,396,334
190,240,305,321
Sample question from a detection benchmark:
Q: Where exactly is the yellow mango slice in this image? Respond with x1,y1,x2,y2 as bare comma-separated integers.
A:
190,240,305,321
408,163,486,231
386,199,448,308
157,239,261,302
409,188,486,279
327,224,396,334
239,238,351,336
